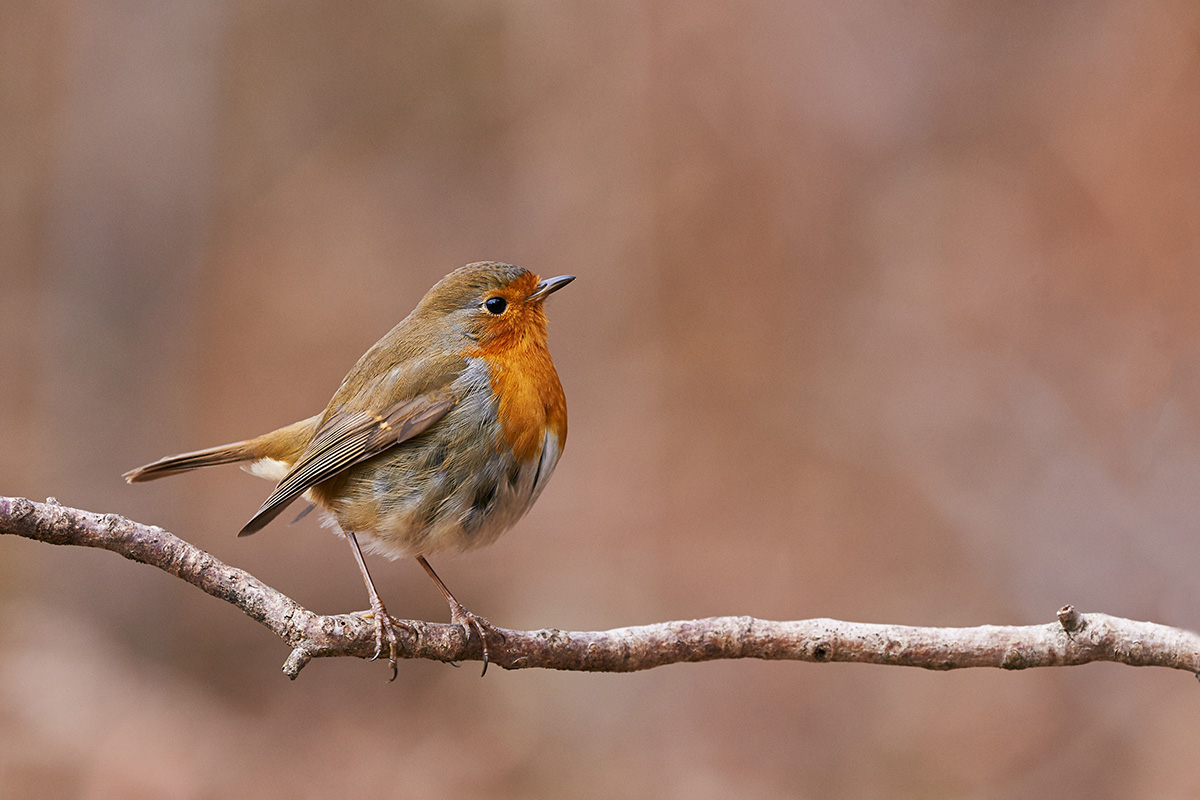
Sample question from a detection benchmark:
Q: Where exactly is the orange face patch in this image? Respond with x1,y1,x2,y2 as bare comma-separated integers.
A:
468,273,568,462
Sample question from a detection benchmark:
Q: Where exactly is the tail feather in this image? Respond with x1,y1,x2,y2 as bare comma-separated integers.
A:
123,441,256,483
123,415,320,485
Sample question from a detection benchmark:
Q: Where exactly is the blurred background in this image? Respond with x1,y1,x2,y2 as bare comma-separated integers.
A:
3,1,1200,797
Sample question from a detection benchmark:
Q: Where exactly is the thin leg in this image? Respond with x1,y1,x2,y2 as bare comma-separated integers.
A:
416,555,497,675
345,531,399,680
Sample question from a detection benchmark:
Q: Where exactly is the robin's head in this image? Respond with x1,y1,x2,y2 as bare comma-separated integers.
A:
419,261,575,349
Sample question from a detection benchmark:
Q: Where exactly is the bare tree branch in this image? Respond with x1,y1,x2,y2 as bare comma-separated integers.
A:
2,496,1198,680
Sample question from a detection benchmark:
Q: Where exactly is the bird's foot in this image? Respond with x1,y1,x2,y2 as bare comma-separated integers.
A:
360,599,413,681
446,598,503,676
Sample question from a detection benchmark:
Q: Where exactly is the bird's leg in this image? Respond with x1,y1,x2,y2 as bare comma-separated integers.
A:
416,555,499,675
344,530,402,680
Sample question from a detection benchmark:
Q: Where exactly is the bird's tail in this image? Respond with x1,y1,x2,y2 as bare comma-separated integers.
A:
123,440,259,483
123,415,320,483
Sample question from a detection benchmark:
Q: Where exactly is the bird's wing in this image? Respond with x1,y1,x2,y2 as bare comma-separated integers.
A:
238,391,456,536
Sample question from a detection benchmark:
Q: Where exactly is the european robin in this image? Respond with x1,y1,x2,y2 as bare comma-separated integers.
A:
125,261,574,676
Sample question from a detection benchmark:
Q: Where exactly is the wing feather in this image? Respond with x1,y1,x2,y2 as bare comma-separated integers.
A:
239,393,455,535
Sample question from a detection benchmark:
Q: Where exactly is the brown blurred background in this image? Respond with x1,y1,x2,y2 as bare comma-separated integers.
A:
3,1,1200,797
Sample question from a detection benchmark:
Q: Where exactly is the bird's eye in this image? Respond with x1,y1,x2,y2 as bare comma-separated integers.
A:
484,296,508,315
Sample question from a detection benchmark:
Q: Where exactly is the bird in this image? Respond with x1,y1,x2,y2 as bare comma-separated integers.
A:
124,261,574,677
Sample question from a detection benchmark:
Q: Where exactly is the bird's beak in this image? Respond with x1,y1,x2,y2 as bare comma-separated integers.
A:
529,274,576,302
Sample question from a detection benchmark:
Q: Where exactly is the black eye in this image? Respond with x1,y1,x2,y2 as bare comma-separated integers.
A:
484,296,507,315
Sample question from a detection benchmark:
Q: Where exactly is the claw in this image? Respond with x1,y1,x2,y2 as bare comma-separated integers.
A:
447,597,496,676
361,604,400,681
415,555,500,676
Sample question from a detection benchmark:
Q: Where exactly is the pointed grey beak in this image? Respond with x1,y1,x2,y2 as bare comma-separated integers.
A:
529,274,576,302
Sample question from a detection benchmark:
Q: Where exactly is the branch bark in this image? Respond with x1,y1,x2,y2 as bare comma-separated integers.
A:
3,496,1198,680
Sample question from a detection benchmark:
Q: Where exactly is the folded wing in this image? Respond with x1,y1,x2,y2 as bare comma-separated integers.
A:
239,392,455,536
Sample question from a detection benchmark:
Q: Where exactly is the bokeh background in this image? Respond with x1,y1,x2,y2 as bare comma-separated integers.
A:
3,2,1200,797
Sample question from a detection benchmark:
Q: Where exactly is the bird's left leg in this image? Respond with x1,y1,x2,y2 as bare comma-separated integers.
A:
416,555,501,675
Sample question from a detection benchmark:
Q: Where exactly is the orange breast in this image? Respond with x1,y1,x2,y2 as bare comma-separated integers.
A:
474,333,567,463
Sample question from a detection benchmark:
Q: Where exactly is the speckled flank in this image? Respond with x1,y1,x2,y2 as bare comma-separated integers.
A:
327,357,563,561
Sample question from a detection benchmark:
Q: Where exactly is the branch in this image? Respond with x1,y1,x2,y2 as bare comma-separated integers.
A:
3,496,1198,680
